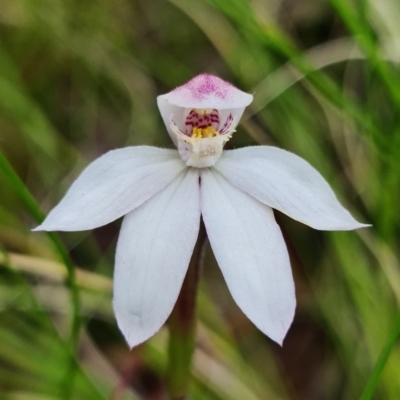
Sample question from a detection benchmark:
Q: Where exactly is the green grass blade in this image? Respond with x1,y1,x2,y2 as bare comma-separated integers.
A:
360,311,400,400
0,152,81,351
329,0,400,108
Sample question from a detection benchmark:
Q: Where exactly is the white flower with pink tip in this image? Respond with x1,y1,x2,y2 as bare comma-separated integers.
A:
158,74,252,168
34,74,368,347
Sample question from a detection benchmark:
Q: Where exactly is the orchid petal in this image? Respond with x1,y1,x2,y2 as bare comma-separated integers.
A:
215,146,368,230
113,169,201,347
157,74,253,110
34,146,185,231
200,169,295,345
156,100,183,145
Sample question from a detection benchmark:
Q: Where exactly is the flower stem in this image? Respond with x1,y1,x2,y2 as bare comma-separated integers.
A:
167,219,206,400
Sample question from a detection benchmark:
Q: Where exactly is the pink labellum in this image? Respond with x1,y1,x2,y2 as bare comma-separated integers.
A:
158,73,253,109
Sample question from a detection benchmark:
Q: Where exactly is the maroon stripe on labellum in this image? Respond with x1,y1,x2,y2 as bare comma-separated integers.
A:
184,109,220,132
220,113,233,135
209,109,220,129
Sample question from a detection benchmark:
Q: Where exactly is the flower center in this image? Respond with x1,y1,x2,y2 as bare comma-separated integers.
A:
192,126,220,139
170,108,236,168
184,108,220,136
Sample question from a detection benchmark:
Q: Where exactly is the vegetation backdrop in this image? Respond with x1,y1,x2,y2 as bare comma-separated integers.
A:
0,0,399,399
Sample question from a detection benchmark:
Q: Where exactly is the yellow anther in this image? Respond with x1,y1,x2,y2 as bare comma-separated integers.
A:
192,127,202,138
203,126,219,137
191,125,219,139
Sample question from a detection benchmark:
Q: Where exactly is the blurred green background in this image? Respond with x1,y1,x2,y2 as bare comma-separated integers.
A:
1,0,400,399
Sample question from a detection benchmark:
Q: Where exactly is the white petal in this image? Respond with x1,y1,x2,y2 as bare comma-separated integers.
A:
34,146,185,231
156,99,182,145
157,74,253,110
215,146,368,231
200,169,295,345
113,168,201,347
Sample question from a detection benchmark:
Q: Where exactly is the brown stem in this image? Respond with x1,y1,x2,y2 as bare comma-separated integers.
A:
167,219,207,400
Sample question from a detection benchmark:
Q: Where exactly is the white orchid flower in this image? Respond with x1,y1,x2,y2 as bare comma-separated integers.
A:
34,74,367,347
